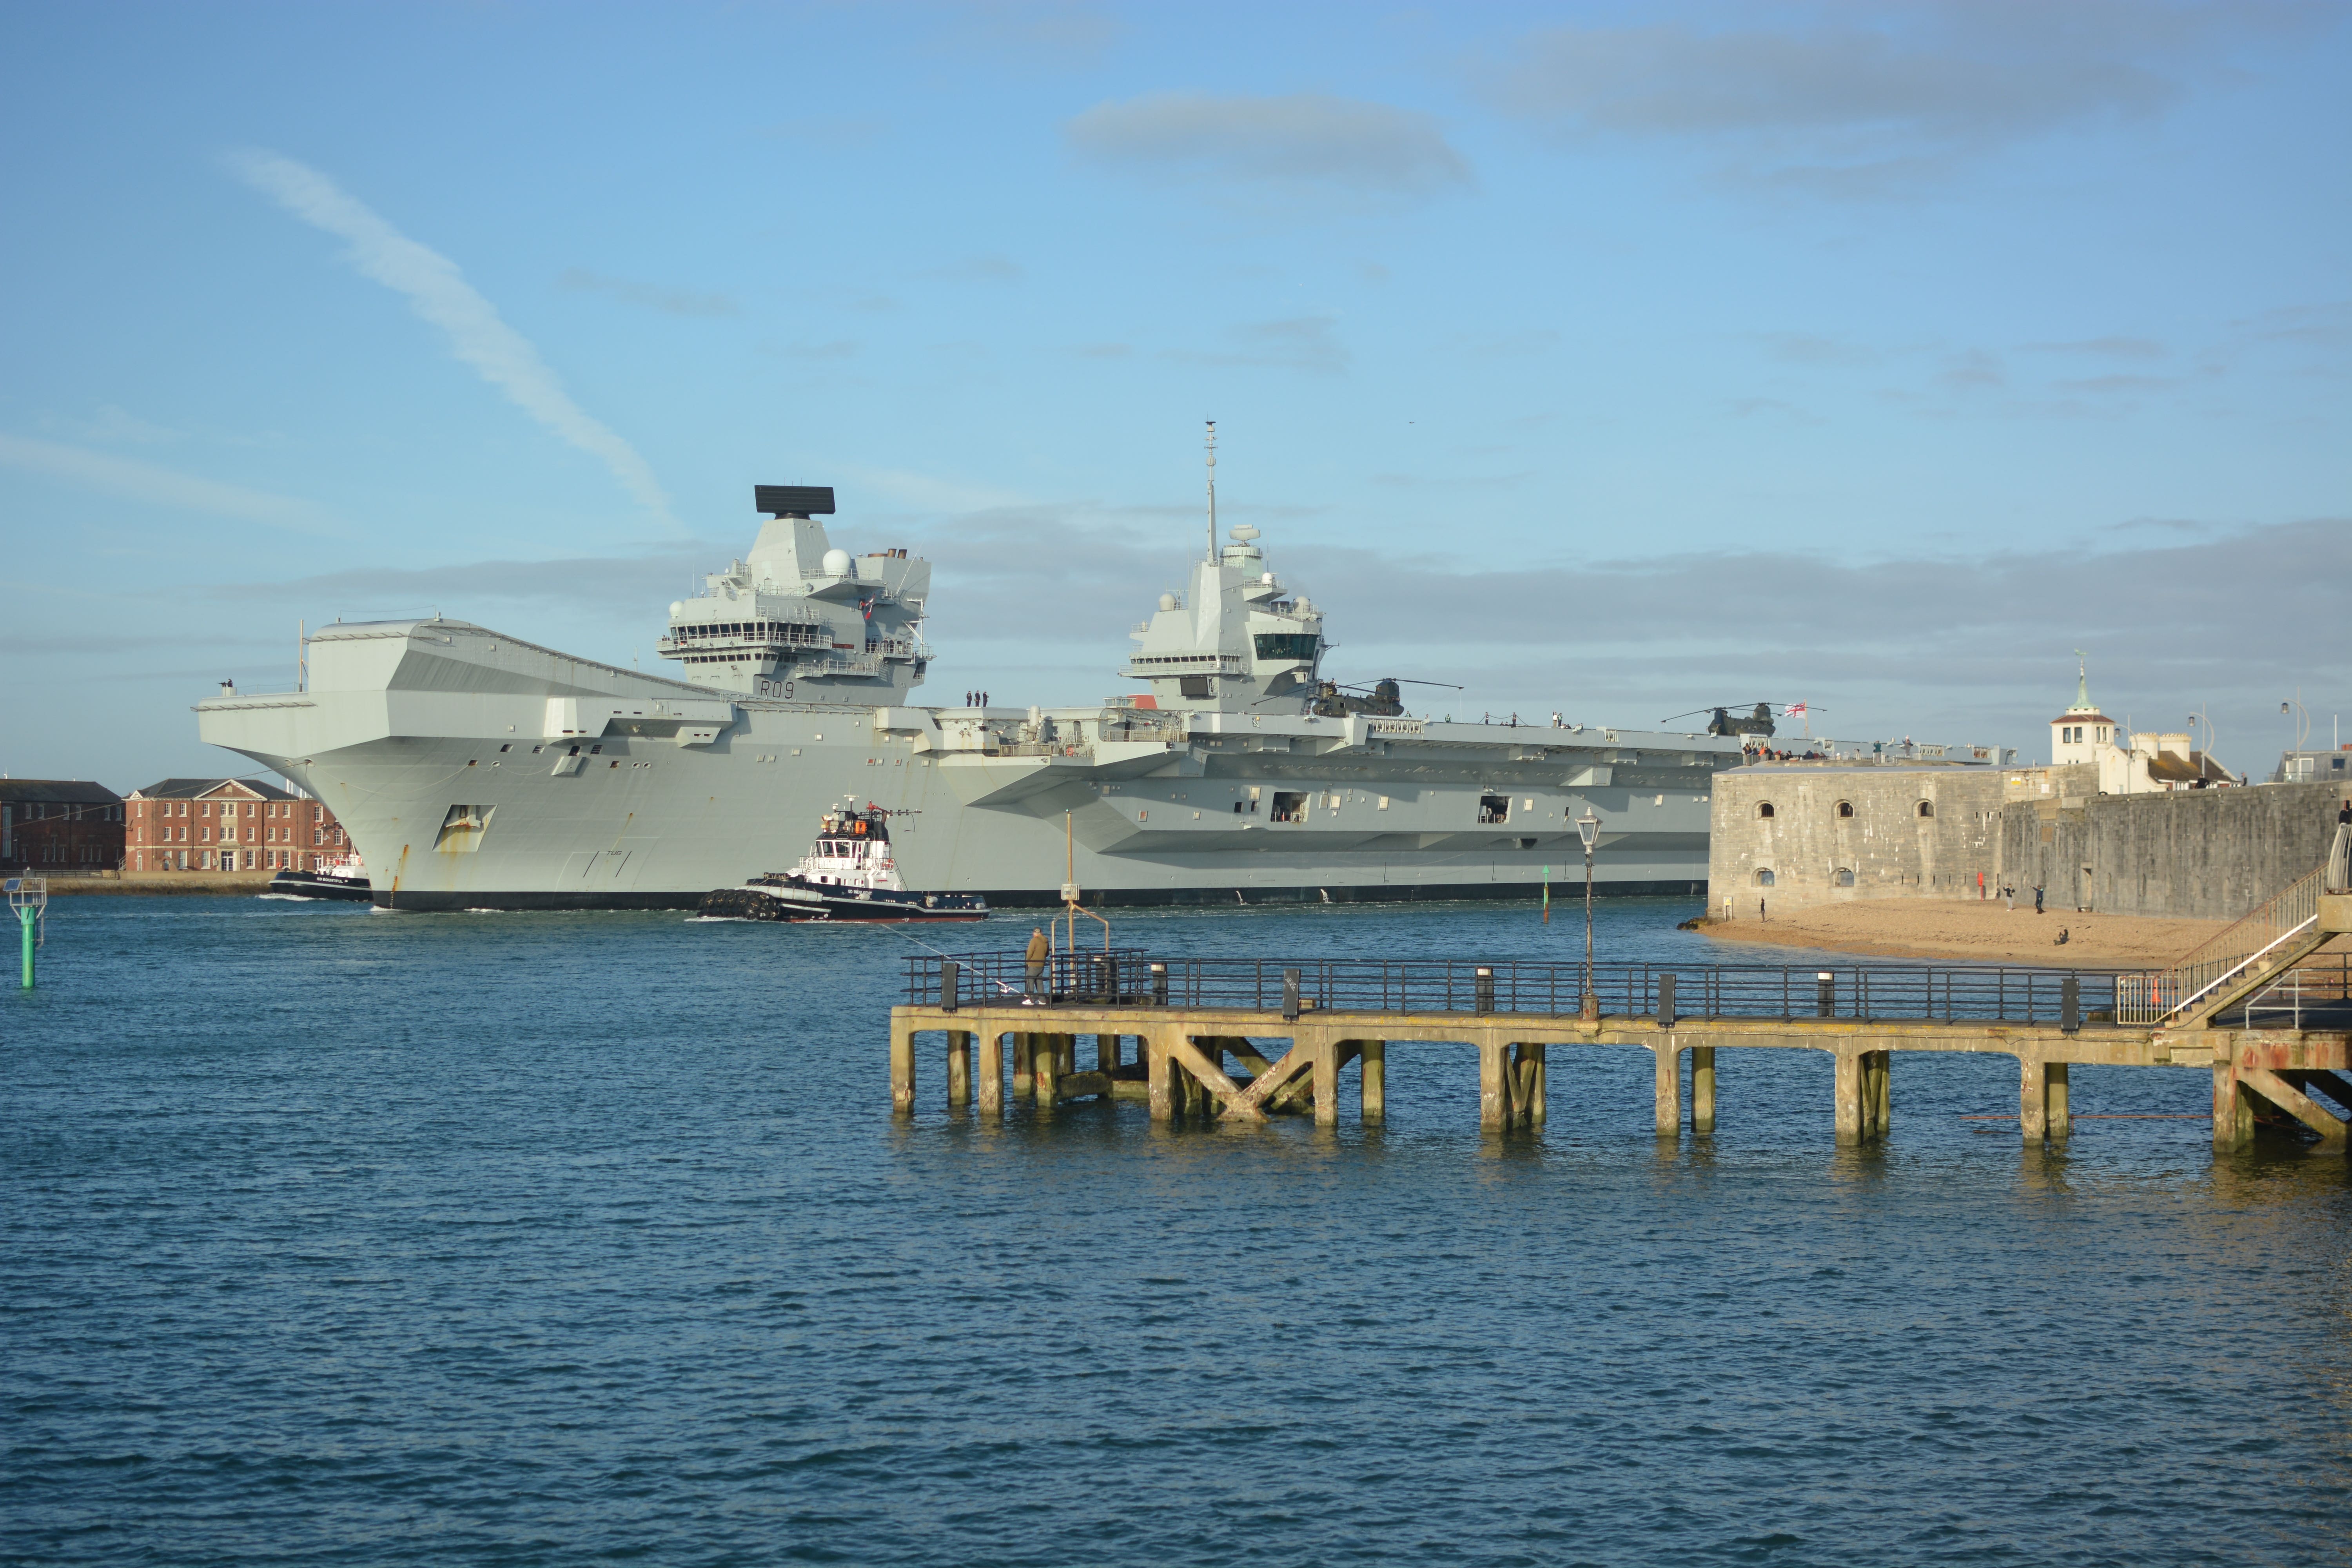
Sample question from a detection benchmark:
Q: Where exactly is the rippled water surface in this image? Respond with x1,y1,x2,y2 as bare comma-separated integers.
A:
5,895,2348,1567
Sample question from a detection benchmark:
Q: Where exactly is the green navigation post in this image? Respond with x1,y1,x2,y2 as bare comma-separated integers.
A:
7,877,44,990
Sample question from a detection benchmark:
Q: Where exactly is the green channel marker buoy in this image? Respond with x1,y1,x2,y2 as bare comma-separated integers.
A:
7,877,44,989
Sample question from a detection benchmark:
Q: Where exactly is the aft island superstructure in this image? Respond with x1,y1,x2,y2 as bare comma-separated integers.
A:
200,478,1745,909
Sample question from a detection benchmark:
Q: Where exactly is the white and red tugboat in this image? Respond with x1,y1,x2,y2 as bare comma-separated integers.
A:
697,805,987,923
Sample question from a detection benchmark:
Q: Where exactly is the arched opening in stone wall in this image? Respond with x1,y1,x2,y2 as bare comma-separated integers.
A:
1835,800,1855,818
1755,867,1775,886
1757,802,1775,818
1834,868,1855,886
1916,800,1934,818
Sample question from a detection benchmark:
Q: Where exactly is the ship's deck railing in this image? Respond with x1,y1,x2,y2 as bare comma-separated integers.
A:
903,952,2130,1026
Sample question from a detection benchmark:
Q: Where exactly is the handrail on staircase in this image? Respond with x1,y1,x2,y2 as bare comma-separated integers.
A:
2118,863,2328,1025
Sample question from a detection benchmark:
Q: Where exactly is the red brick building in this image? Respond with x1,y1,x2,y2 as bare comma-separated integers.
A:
125,778,351,874
0,780,125,871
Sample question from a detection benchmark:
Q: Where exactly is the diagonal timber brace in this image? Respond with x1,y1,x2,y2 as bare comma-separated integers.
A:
2240,1064,2350,1144
1167,1035,1267,1122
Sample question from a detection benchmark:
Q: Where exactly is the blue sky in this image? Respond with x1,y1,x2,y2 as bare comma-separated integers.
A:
3,0,2347,788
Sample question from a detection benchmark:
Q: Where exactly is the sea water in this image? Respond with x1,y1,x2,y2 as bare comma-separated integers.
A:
4,896,2347,1566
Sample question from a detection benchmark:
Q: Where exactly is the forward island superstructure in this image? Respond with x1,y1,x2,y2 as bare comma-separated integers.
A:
200,471,1746,910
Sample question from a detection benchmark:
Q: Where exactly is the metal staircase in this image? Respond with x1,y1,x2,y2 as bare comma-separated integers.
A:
2119,864,2348,1027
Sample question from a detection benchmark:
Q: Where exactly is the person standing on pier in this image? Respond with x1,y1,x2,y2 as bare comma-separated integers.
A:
1025,927,1050,995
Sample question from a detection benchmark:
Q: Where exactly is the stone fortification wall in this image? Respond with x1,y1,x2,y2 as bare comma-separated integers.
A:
1706,766,2008,914
1997,780,2343,920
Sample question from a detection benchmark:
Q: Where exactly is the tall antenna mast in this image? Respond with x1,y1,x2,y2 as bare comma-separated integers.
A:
1204,419,1218,563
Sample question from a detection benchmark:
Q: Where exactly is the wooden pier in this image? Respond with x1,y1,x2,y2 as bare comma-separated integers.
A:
889,936,2352,1149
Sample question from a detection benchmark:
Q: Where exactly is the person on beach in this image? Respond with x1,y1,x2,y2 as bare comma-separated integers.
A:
1024,927,1050,995
2033,884,2045,914
2329,799,2351,893
2003,885,2015,911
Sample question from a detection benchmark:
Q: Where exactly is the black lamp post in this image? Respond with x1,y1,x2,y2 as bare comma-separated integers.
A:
1576,809,1600,1020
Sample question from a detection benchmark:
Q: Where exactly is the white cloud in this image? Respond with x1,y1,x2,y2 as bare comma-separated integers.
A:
1479,3,2324,196
0,433,338,535
559,267,739,318
228,150,678,529
1066,92,1473,198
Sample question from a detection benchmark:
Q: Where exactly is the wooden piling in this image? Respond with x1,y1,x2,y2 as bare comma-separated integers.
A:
1359,1040,1387,1124
1691,1046,1716,1135
2019,1056,2048,1142
1035,1036,1061,1113
1834,1050,1864,1144
946,1031,972,1108
2212,1061,2254,1150
1146,1032,1174,1122
2045,1060,2069,1139
1012,1033,1035,1100
1654,1040,1681,1137
1479,1041,1508,1129
1860,1050,1889,1140
890,1021,917,1116
1510,1042,1545,1127
976,1030,1004,1116
1312,1038,1341,1128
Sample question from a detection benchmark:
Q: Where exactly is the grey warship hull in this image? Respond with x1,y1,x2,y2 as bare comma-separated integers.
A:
198,621,1731,909
198,479,1741,908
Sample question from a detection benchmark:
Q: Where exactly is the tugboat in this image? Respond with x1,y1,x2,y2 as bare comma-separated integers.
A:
264,853,373,902
697,805,987,923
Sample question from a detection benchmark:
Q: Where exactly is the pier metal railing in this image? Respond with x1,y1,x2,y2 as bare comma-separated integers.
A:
904,952,2128,1028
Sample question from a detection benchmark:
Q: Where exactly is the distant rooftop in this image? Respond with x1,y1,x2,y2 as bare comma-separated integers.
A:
128,777,295,802
0,779,122,805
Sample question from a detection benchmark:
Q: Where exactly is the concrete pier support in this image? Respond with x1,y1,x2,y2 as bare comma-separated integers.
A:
1860,1050,1890,1140
890,1022,917,1116
1034,1037,1061,1113
946,1032,972,1108
2019,1057,2048,1142
2045,1060,2070,1139
1359,1040,1387,1125
1691,1047,1717,1136
1834,1050,1864,1143
976,1031,1004,1116
1312,1039,1341,1128
1479,1042,1508,1129
1012,1033,1036,1101
1653,1040,1681,1137
1512,1042,1546,1127
2212,1061,2257,1150
1146,1033,1174,1122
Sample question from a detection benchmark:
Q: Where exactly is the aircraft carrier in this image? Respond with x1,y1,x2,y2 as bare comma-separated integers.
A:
198,465,1746,910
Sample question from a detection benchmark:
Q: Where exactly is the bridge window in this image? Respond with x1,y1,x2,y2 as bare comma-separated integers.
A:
1252,632,1321,662
1836,800,1854,818
1755,867,1775,886
1757,802,1775,819
1917,800,1934,818
1834,868,1855,886
1478,794,1510,824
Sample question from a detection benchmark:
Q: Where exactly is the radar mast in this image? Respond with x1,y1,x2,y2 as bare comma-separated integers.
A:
1204,419,1217,564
